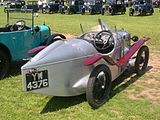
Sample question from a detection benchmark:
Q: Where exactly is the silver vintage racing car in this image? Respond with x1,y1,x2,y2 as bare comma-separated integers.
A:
21,19,149,108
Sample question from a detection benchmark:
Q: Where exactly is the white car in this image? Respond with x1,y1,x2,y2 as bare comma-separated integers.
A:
21,19,149,108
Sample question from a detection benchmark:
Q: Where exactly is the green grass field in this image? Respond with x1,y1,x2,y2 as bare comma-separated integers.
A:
0,6,160,120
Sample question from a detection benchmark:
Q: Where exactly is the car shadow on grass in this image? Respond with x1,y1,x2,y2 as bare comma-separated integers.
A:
40,66,152,113
110,66,153,99
40,94,86,114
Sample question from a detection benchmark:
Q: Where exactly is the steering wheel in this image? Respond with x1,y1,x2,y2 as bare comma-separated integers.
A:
10,20,26,31
94,30,114,52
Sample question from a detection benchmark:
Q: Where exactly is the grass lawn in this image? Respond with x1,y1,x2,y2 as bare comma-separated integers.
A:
0,6,160,120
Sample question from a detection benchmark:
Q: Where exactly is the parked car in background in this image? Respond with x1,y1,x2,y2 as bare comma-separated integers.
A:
4,0,25,12
66,0,85,14
0,9,51,79
26,1,39,12
1,0,11,6
153,0,160,8
88,0,103,15
42,0,64,14
124,0,133,7
102,0,126,15
129,0,154,16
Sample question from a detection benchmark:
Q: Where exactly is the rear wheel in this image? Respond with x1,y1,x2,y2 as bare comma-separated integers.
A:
101,8,105,15
4,8,7,13
109,8,114,15
150,8,154,15
121,7,126,14
129,8,134,16
42,8,46,14
86,65,111,108
60,7,65,14
89,9,94,15
135,46,149,76
141,9,146,15
67,9,71,15
0,50,10,80
81,8,85,15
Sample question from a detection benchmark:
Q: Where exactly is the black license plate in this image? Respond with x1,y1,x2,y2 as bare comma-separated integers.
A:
26,70,49,91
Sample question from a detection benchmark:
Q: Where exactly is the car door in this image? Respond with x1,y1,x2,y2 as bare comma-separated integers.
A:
12,29,41,61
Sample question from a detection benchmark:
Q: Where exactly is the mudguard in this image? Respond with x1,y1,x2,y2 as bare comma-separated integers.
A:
84,37,149,66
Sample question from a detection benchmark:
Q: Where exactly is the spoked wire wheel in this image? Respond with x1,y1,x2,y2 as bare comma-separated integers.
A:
135,45,149,76
86,65,111,108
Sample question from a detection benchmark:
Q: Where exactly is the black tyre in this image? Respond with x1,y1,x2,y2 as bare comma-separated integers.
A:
135,46,149,76
129,8,133,16
108,8,114,15
45,34,66,45
4,8,7,13
0,50,10,80
60,8,65,14
89,9,94,15
141,9,146,16
121,7,126,14
150,8,154,15
81,8,85,15
101,8,105,15
67,10,71,15
86,64,111,108
42,8,46,14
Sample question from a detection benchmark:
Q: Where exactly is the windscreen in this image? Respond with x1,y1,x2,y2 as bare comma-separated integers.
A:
6,9,33,27
80,19,114,34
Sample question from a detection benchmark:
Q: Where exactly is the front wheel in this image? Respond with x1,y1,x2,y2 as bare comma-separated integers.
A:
86,64,111,108
0,50,10,80
135,46,149,76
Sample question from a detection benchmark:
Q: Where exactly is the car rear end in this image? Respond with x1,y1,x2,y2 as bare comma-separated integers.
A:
21,39,98,96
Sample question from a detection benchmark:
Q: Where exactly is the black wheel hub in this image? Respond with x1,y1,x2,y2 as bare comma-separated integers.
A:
93,72,107,101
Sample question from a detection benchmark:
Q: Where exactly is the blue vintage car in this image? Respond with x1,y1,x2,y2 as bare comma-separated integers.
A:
129,0,154,16
101,0,126,15
4,0,26,12
0,9,51,79
26,1,39,12
88,0,103,15
67,0,85,14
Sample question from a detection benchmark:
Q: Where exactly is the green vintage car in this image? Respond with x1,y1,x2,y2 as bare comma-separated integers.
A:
67,0,85,14
0,9,51,79
4,0,26,12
